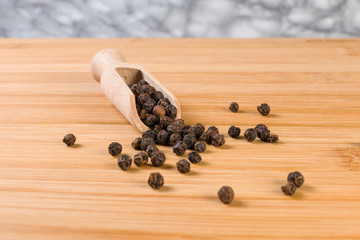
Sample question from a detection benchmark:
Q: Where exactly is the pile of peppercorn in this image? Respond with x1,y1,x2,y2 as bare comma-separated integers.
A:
62,81,306,203
126,80,225,190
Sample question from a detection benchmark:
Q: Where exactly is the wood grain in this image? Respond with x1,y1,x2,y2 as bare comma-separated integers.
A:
0,39,359,239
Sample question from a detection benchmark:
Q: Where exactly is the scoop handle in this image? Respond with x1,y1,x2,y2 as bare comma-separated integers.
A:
91,49,126,82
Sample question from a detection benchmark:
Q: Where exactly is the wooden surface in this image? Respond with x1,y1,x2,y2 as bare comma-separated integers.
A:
0,39,360,239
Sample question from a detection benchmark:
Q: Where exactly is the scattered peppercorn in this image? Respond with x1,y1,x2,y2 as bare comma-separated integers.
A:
131,137,142,150
229,102,239,113
145,144,159,158
257,103,270,116
194,141,206,153
159,116,173,129
153,105,166,118
176,159,191,173
183,134,197,149
281,182,297,196
148,172,164,189
157,130,170,145
117,155,132,170
134,151,148,167
266,134,279,143
207,126,219,133
173,141,188,156
287,171,304,188
142,130,157,140
167,119,185,134
218,186,234,204
108,142,122,156
255,123,267,133
211,132,225,147
140,137,156,151
244,128,257,142
169,133,181,146
199,130,212,144
153,124,162,135
228,126,241,138
63,134,76,146
188,151,202,164
151,151,166,167
258,127,270,141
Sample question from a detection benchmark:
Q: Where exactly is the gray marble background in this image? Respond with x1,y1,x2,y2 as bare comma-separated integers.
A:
1,0,360,38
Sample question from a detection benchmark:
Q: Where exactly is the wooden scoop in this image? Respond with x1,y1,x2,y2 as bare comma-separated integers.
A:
91,49,181,132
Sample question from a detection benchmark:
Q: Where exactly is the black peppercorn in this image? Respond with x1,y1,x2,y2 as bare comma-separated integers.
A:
199,130,212,144
207,126,219,133
153,124,162,135
257,103,270,116
131,137,142,150
244,128,257,142
188,151,202,164
134,151,148,167
151,151,166,167
281,182,297,196
63,133,76,146
117,155,132,170
145,144,159,157
143,99,156,113
211,133,225,147
255,123,267,133
139,79,148,86
142,130,157,140
218,186,234,204
130,84,141,96
108,142,122,156
173,141,188,156
169,133,182,146
148,172,164,189
143,114,159,127
287,171,304,188
165,104,177,119
183,125,194,136
176,159,191,173
258,127,270,141
157,98,170,107
228,126,241,138
153,105,166,118
167,119,185,134
183,134,197,149
137,93,151,105
194,141,206,153
229,102,239,113
141,137,155,151
157,130,170,145
159,116,173,129
139,109,148,120
141,85,156,95
193,123,205,138
266,134,279,143
152,91,164,102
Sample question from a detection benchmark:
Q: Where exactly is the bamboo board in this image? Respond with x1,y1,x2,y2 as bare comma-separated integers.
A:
0,39,360,239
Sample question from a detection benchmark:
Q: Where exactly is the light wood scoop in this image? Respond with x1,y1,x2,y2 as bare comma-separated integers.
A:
91,49,181,132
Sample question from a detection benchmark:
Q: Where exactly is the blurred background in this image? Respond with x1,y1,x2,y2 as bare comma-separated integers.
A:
1,0,360,38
